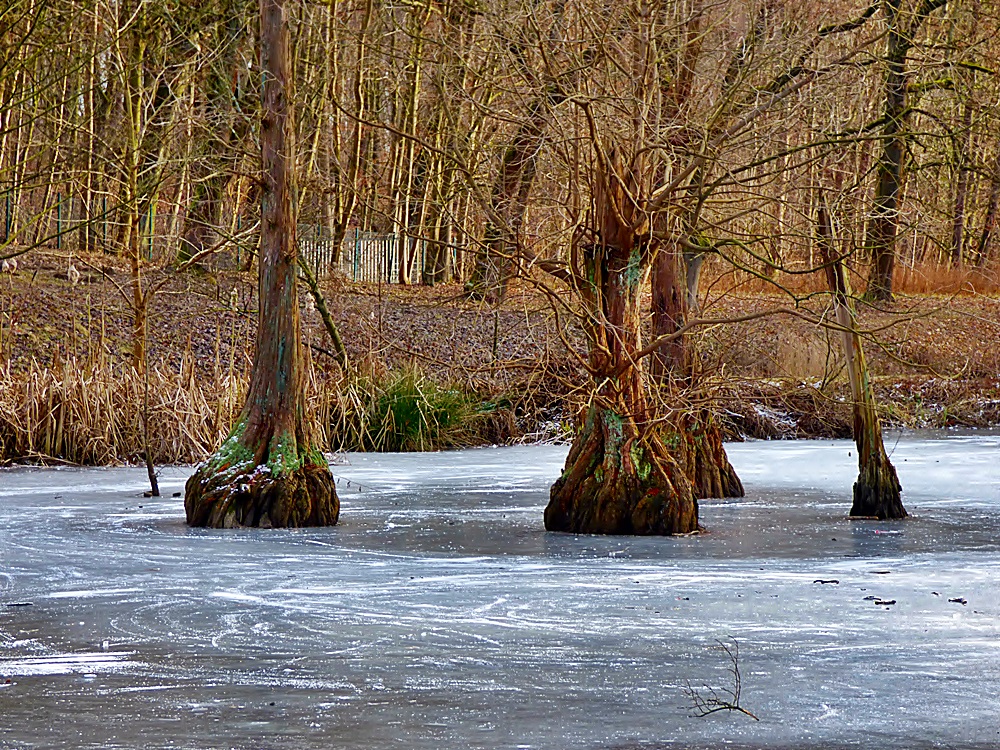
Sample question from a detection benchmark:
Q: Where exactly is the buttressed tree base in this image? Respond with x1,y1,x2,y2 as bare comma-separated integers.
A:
546,404,699,535
543,152,699,536
184,421,339,528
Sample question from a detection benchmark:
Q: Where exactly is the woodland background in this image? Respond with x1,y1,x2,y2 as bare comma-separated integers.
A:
1,0,999,465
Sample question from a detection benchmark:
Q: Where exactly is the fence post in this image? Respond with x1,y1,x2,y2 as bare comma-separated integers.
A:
56,193,62,249
387,233,393,284
316,222,321,275
353,227,359,281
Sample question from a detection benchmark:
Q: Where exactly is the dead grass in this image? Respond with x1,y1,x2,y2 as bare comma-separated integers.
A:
0,354,245,465
0,353,520,465
1,249,998,465
702,259,1000,298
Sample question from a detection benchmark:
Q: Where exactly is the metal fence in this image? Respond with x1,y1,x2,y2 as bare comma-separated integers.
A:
340,229,402,283
0,201,447,283
299,226,434,283
1,192,119,252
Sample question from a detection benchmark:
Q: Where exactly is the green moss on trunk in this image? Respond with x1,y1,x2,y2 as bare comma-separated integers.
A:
545,404,698,535
184,0,339,530
185,431,338,528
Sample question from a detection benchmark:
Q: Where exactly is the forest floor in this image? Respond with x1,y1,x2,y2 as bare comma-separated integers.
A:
3,249,1000,447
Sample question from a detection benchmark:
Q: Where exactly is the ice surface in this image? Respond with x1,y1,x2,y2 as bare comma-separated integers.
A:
1,434,1000,749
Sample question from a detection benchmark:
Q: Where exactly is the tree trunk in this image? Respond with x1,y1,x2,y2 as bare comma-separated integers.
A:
650,239,689,381
185,0,338,529
864,0,908,301
545,157,697,536
650,234,743,499
819,199,905,519
865,0,948,300
467,90,563,302
547,398,698,535
975,147,1000,266
950,102,973,267
669,412,745,500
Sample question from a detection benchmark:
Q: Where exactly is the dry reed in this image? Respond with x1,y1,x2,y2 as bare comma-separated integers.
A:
0,355,509,465
703,259,1000,299
0,354,246,465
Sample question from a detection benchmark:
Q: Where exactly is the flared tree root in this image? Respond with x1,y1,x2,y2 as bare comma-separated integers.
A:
851,460,905,520
185,427,339,528
545,405,699,535
668,413,744,500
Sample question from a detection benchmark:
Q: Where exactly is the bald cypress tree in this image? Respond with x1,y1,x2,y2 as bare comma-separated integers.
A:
184,0,339,529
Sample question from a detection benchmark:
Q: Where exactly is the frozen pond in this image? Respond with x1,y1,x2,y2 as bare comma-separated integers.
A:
2,434,1000,749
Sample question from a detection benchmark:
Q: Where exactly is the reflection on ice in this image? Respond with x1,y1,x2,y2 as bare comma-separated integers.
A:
0,651,137,677
0,434,999,749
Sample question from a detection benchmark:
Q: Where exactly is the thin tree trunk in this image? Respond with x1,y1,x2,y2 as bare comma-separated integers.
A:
819,197,905,519
467,92,560,302
83,3,99,252
122,8,146,372
185,0,338,529
178,10,248,264
950,102,973,266
975,147,1000,266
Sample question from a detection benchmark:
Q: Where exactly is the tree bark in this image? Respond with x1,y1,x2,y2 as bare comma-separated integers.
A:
467,92,559,302
669,412,745,500
650,233,743,499
185,0,338,529
975,147,1000,266
950,101,973,266
865,0,948,300
545,155,697,536
819,198,905,519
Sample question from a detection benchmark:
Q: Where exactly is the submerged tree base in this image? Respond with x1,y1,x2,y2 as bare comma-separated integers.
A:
185,426,339,528
851,461,906,520
545,404,698,535
669,413,744,500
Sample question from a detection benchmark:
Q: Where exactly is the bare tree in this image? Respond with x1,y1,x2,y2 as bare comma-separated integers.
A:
185,0,338,529
865,0,948,301
819,194,905,519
